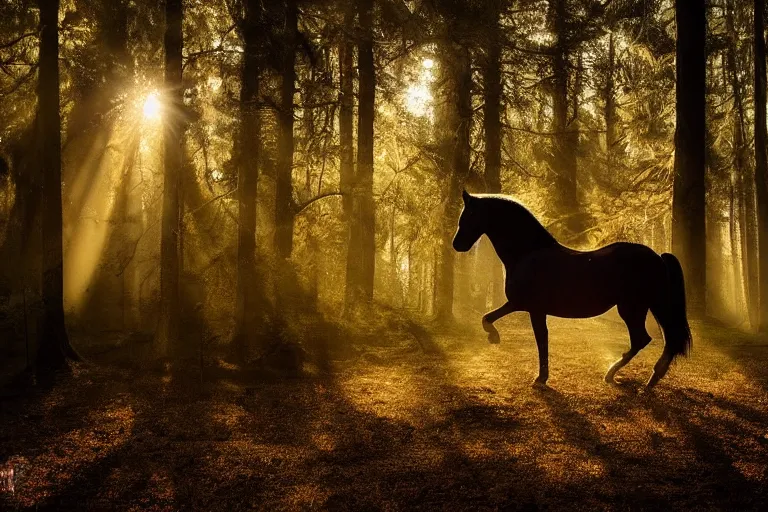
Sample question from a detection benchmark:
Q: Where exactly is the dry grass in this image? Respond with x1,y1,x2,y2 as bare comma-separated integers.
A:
1,313,767,510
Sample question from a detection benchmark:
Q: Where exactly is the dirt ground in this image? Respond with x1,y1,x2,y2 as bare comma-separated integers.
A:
1,312,767,511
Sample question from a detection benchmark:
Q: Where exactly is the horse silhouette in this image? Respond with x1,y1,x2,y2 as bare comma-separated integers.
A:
453,191,691,390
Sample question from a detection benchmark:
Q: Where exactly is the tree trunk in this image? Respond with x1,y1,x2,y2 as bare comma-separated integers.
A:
671,0,706,313
726,0,754,323
605,32,617,165
36,0,79,372
345,0,376,309
482,1,505,307
550,0,581,240
156,0,184,355
339,5,355,222
435,42,472,322
743,169,760,327
754,0,768,331
274,0,297,260
390,201,399,299
234,0,261,357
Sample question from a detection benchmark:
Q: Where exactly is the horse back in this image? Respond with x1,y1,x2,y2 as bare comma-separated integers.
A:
506,241,666,318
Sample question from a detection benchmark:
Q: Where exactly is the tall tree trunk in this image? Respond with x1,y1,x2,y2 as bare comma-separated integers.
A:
435,42,472,322
37,0,79,372
754,0,768,331
605,32,617,165
743,164,760,326
550,0,580,240
482,0,505,307
345,0,376,309
389,201,398,298
234,0,261,357
274,0,297,260
156,0,184,354
339,5,355,222
671,0,706,313
726,0,755,323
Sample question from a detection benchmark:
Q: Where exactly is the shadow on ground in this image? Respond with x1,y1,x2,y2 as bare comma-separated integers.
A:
1,315,767,510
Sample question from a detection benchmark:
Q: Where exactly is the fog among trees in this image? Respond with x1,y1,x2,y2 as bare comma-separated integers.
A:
0,0,767,374
3,1,768,509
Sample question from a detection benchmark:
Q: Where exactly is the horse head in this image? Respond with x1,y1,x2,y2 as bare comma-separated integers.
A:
453,190,485,252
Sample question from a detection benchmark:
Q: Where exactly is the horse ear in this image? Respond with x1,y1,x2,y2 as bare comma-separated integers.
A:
462,190,471,204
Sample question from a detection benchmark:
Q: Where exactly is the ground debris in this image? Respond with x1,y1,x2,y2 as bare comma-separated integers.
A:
1,318,767,509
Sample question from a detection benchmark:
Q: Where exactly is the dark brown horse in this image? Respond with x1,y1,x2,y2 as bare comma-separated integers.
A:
452,191,691,390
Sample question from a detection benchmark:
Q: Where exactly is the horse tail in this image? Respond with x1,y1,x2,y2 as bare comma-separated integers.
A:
650,253,692,360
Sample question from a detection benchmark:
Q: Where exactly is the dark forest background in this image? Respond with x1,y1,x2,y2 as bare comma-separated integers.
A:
2,0,768,375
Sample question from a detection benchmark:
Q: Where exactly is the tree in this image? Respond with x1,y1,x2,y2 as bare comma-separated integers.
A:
156,0,184,354
725,0,757,326
36,0,80,372
604,31,618,166
671,0,706,313
345,0,376,309
549,0,581,241
339,4,355,223
481,0,505,307
233,0,262,357
274,0,298,260
754,0,768,331
434,9,472,322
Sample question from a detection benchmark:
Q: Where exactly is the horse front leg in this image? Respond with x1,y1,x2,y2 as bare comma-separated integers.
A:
482,302,516,344
530,312,549,386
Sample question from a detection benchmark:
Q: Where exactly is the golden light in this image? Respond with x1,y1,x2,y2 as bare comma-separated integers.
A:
403,55,437,118
405,84,433,117
143,92,161,121
207,76,223,92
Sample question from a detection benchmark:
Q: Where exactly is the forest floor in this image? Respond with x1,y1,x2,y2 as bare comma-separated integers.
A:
1,311,768,510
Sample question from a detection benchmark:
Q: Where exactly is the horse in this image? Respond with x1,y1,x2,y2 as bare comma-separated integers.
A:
452,191,692,390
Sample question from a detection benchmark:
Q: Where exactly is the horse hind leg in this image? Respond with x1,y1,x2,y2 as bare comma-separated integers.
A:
645,350,673,390
605,304,651,384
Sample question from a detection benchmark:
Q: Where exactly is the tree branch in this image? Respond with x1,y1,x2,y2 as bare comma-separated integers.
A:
0,31,37,50
294,191,344,215
186,187,237,217
0,64,37,96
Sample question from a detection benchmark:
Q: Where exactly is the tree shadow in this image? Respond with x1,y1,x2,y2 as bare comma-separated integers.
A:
695,321,768,391
535,385,768,509
2,358,235,509
3,317,767,510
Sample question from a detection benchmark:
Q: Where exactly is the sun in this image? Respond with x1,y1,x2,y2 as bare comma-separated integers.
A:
143,92,161,121
404,57,436,118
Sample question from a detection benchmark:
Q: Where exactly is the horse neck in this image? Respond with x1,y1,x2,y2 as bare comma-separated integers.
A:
484,214,558,268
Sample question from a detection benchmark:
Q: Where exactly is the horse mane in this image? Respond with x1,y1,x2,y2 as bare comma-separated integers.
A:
473,193,558,247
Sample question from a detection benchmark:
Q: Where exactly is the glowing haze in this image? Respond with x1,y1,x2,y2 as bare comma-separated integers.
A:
143,92,161,121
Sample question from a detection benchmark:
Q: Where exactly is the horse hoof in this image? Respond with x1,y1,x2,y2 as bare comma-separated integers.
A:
487,332,500,344
532,378,548,388
604,373,617,385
